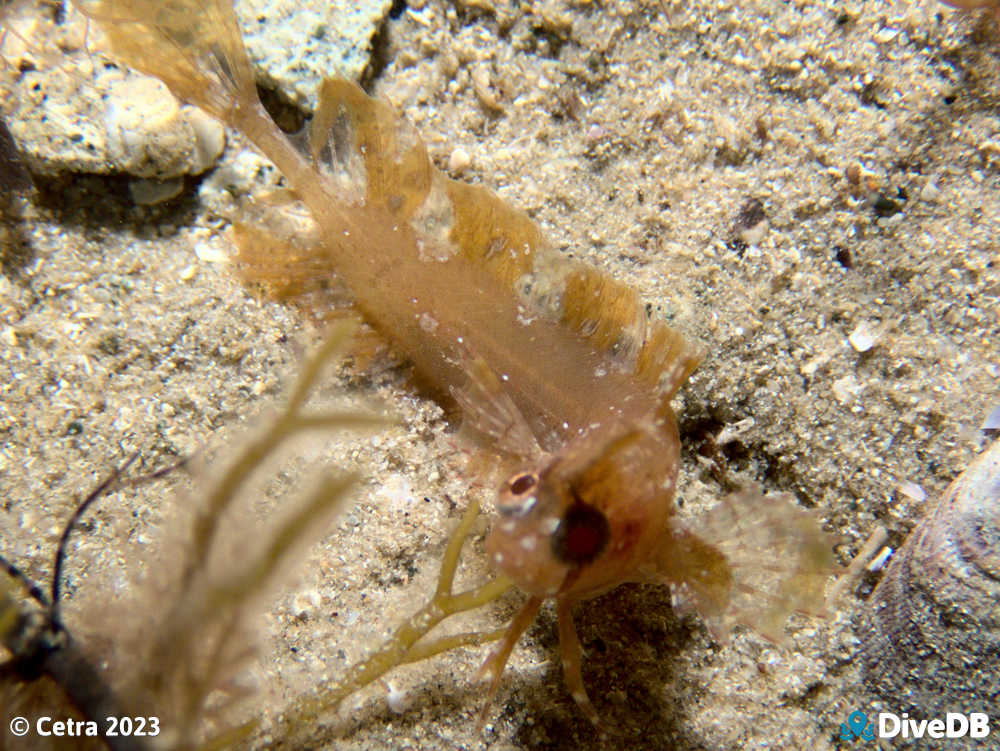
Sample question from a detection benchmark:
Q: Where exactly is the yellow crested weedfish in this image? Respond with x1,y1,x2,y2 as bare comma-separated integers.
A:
84,0,837,727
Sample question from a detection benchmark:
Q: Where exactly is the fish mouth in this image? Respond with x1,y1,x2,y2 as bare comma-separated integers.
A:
485,525,568,598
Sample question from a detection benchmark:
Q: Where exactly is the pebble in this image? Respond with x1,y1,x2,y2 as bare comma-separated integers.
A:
129,177,184,206
194,240,229,264
919,179,941,202
833,374,862,403
896,480,927,502
448,146,471,174
10,65,226,179
385,681,408,713
848,321,879,352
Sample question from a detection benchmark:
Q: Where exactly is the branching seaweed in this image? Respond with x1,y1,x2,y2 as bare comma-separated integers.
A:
117,320,391,748
2,321,392,749
279,500,513,737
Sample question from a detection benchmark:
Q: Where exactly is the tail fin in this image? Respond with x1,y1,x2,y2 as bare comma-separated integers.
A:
80,0,256,122
655,488,839,642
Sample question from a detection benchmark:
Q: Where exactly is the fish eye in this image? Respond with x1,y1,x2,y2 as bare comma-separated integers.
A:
508,472,538,496
497,472,539,517
551,503,610,566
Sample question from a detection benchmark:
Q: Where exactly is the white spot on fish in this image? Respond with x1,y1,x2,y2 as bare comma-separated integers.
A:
541,517,560,534
520,535,538,551
418,312,439,333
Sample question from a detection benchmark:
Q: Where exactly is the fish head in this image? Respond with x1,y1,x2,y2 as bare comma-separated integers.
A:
486,421,678,599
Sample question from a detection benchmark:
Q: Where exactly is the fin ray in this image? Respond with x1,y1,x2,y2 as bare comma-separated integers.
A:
651,488,839,642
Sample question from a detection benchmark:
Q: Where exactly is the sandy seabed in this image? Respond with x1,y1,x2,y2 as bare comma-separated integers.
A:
2,1,999,749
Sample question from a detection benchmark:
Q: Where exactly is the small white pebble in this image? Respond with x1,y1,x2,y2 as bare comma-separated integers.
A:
386,681,407,713
848,321,879,352
896,480,926,503
716,417,755,445
874,27,899,43
920,180,941,202
291,589,321,618
194,240,228,264
866,546,893,572
448,146,471,174
832,374,861,403
982,404,1000,431
179,264,198,282
585,124,608,143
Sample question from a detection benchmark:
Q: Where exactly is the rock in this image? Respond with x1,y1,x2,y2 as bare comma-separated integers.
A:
10,64,226,179
236,0,394,111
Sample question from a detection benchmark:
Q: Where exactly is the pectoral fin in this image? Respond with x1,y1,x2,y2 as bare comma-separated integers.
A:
450,354,541,460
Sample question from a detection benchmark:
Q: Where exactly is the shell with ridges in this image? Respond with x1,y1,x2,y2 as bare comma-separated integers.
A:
859,439,1000,716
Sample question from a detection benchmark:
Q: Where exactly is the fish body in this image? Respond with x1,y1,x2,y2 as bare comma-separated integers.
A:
88,0,836,723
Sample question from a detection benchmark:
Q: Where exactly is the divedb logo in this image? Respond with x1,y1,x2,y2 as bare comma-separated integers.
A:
840,710,991,742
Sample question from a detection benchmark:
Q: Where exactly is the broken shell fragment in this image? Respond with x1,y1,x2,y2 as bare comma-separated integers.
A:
859,439,1000,716
847,321,879,353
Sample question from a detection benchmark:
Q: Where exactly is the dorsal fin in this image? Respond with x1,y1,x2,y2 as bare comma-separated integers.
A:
440,178,545,290
305,77,702,394
309,78,540,288
310,78,432,220
558,265,702,395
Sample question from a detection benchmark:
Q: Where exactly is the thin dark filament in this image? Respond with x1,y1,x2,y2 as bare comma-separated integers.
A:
3,450,187,635
0,555,51,609
50,451,140,624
